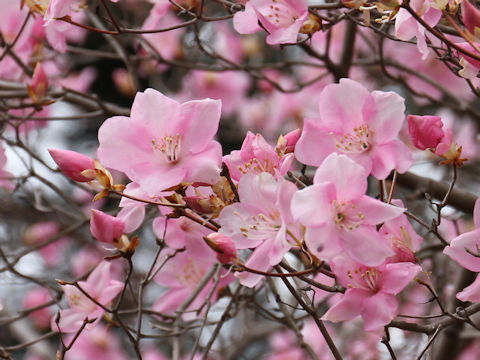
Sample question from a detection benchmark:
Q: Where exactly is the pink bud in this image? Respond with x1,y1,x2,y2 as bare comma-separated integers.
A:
463,1,480,35
407,115,445,151
28,63,48,103
283,128,301,153
48,149,95,182
204,233,238,264
90,209,125,244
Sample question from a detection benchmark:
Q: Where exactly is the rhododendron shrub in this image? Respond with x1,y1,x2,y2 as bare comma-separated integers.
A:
2,1,480,359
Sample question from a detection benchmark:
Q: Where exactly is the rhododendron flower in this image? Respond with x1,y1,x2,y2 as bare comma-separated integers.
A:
44,0,81,25
224,131,294,181
295,79,412,179
233,0,309,45
218,172,299,287
395,0,442,59
323,254,421,331
455,42,480,79
63,323,128,360
22,288,53,329
444,199,480,302
379,200,423,263
407,115,445,151
291,154,404,266
48,149,95,182
97,88,222,196
153,247,233,317
52,261,123,333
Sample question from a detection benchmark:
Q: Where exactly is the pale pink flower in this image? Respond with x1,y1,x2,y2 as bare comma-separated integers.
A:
180,70,250,116
22,288,53,329
97,88,222,196
44,0,81,25
23,221,69,267
323,253,421,331
204,233,239,264
218,172,299,287
407,115,445,151
0,142,13,190
52,261,123,333
224,131,294,181
153,247,233,317
295,79,412,179
291,153,404,266
455,42,480,79
48,149,95,182
379,200,423,263
63,323,128,360
233,0,309,45
395,0,442,59
444,199,480,302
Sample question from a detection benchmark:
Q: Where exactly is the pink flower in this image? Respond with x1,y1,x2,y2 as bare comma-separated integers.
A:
97,88,222,196
276,128,301,155
48,149,95,182
22,288,53,329
463,1,480,37
444,199,480,302
23,221,69,267
295,79,413,179
44,0,81,25
407,115,445,151
323,254,421,331
395,0,442,59
379,200,423,263
224,131,294,181
291,153,404,266
233,0,309,45
63,323,128,360
218,173,299,287
52,261,123,333
153,247,233,318
455,42,480,79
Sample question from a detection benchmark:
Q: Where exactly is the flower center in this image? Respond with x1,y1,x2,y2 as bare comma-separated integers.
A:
152,134,181,163
262,0,299,27
333,200,365,231
238,157,276,176
234,210,281,241
347,267,380,292
330,125,374,154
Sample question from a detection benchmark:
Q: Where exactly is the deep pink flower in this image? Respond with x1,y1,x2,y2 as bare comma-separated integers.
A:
48,149,95,182
395,0,442,59
233,0,309,45
90,209,125,244
97,89,222,196
407,115,445,151
295,79,413,179
291,153,404,266
52,261,123,333
323,254,421,331
463,1,480,36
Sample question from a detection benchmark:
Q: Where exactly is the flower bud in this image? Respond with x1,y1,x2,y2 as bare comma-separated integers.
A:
90,209,125,244
204,233,238,264
49,149,96,182
407,115,445,151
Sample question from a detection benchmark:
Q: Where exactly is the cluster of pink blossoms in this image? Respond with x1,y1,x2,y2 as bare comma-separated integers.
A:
48,77,449,333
